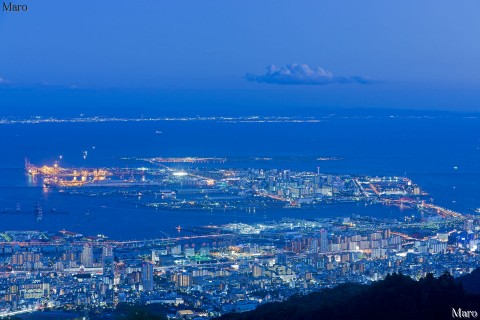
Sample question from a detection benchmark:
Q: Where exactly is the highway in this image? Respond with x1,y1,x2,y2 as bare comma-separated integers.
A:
0,233,235,248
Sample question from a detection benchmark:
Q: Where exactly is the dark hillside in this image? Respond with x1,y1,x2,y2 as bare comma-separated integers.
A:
218,272,480,320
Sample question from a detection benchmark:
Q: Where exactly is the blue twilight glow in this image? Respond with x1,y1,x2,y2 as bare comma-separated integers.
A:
1,0,480,113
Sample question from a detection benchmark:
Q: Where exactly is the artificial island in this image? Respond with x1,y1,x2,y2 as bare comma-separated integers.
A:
0,157,476,318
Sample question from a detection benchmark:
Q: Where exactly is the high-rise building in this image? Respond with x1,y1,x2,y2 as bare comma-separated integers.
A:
319,229,329,253
103,255,115,304
277,253,287,265
102,245,113,271
252,264,263,277
199,247,210,256
81,244,93,268
171,245,182,255
311,239,319,254
465,219,474,231
184,248,195,257
11,252,41,267
102,245,113,259
62,251,76,261
141,262,154,291
176,273,191,287
384,229,391,239
103,256,115,279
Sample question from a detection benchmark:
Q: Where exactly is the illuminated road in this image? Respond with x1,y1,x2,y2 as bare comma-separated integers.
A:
353,179,369,197
0,307,37,317
421,203,463,219
0,234,235,248
369,183,381,196
256,191,290,202
390,231,418,241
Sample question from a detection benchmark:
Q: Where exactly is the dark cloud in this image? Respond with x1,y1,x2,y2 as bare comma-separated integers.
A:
246,64,370,85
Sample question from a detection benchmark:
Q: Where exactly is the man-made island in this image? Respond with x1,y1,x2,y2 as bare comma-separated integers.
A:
0,159,475,317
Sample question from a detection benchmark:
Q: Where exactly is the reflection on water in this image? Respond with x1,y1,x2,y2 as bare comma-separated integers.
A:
0,118,479,239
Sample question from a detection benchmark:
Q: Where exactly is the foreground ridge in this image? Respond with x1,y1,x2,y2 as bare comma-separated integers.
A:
218,271,480,320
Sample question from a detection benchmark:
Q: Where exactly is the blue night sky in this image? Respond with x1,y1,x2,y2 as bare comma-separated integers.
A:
1,0,480,114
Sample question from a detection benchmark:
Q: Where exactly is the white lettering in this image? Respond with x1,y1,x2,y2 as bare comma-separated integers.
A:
452,308,478,318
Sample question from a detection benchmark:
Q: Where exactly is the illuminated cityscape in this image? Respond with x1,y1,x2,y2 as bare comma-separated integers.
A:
2,0,480,318
0,208,479,317
0,159,478,318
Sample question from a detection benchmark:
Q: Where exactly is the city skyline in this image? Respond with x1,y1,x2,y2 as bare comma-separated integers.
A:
1,1,480,318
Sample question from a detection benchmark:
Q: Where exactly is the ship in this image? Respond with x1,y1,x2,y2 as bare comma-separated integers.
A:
33,202,42,214
317,156,343,161
34,202,43,221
